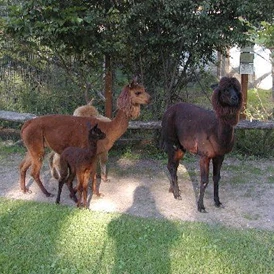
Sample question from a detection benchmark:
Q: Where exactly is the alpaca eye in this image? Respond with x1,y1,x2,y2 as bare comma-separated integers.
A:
135,91,142,96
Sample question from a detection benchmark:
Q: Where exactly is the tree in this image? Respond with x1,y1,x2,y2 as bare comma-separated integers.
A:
2,0,274,118
4,0,129,116
120,0,274,110
247,20,274,97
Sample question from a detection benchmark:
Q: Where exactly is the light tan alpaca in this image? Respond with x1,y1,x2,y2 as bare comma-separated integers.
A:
19,77,151,197
50,100,111,182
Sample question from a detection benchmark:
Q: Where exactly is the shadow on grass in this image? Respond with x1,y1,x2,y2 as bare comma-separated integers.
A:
0,194,180,274
107,185,180,273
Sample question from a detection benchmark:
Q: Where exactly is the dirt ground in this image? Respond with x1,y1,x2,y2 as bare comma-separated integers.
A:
1,150,274,231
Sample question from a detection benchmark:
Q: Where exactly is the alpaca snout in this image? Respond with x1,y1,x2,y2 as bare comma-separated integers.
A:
231,94,239,105
146,94,152,104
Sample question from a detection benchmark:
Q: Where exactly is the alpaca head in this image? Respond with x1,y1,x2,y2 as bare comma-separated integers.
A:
211,77,243,125
117,77,151,119
87,123,106,142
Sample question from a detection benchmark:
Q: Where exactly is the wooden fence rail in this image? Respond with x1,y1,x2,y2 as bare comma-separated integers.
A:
1,110,274,130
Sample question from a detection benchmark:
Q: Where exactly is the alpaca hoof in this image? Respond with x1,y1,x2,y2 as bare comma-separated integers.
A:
172,190,182,200
95,192,104,198
100,174,110,182
77,202,88,208
215,202,224,209
69,194,78,203
23,188,32,194
46,192,54,198
198,204,207,213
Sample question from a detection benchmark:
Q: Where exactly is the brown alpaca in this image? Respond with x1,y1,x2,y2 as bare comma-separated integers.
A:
19,77,151,197
161,77,242,212
49,101,111,182
56,123,106,208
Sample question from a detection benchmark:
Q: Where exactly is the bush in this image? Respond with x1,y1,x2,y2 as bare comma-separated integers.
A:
234,129,274,157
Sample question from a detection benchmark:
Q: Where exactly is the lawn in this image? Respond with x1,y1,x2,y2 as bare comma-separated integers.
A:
1,197,274,274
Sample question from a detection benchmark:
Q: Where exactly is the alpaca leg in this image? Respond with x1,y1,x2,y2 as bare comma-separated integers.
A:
66,175,78,203
212,155,224,208
49,152,61,180
92,171,102,197
77,185,83,208
56,179,65,204
99,152,109,182
30,152,53,197
197,156,210,212
91,162,102,197
167,145,184,199
82,172,90,208
19,152,32,194
31,161,53,197
59,160,77,202
76,174,85,207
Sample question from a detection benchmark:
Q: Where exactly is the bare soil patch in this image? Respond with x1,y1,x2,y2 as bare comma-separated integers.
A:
1,150,274,230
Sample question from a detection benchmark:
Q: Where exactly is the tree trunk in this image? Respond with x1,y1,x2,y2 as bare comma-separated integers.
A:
104,54,113,119
240,74,248,120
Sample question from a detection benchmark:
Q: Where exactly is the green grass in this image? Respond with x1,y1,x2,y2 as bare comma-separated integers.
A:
1,198,274,274
267,175,274,184
0,139,25,156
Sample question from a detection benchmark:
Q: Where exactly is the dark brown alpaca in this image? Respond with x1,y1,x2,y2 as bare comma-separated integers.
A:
56,123,106,208
19,77,151,197
161,77,242,212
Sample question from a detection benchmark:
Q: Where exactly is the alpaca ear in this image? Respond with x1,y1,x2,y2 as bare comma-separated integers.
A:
210,83,218,90
87,98,94,106
93,123,98,130
129,76,138,88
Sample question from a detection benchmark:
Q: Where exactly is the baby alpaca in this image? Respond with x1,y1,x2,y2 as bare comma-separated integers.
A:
73,102,111,182
56,124,106,208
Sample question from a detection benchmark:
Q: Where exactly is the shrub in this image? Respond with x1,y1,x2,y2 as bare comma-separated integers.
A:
234,129,274,157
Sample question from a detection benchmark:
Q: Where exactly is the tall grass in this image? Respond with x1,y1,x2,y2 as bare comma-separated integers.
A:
1,198,274,274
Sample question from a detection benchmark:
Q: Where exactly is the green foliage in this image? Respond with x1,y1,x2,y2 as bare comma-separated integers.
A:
0,66,86,115
2,0,273,117
120,0,273,107
1,197,274,273
234,129,274,157
255,21,274,49
245,20,274,51
245,89,273,121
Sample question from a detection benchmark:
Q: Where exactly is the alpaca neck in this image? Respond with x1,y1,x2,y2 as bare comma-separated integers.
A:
109,109,130,140
217,118,235,148
97,108,131,154
88,140,97,154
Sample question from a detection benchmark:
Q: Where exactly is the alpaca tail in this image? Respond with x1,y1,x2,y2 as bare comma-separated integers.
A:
159,127,167,151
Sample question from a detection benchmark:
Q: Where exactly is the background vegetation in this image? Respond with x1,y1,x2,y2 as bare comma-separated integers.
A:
0,0,273,114
0,0,273,155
